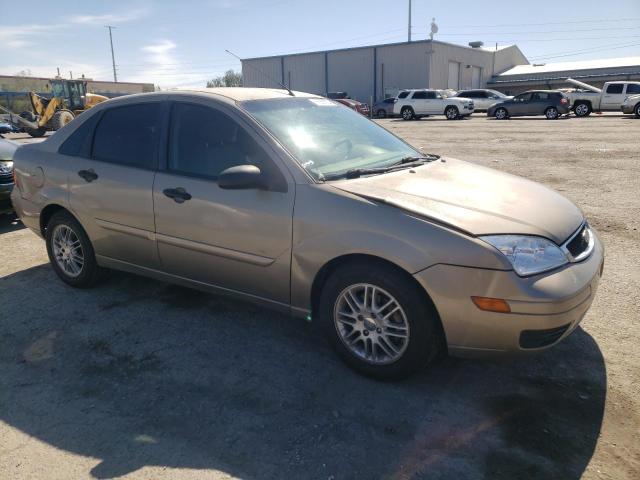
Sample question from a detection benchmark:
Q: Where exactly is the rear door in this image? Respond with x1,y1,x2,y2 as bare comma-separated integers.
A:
65,100,165,268
409,90,429,114
153,99,295,304
530,91,552,115
601,83,626,110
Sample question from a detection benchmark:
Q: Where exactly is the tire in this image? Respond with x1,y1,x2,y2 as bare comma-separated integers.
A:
635,103,640,118
376,109,387,118
49,109,75,130
20,111,46,137
444,106,459,120
494,107,508,120
319,261,443,380
545,107,559,120
45,210,103,288
574,102,591,117
401,106,415,121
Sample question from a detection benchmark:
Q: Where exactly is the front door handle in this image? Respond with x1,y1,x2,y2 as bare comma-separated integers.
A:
163,187,192,203
78,169,98,182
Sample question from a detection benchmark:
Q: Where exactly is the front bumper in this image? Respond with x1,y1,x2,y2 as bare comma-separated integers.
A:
414,231,604,356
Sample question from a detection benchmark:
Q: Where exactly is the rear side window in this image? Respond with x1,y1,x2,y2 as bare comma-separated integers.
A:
92,103,162,169
626,84,640,94
398,91,409,99
411,91,427,99
606,84,624,94
532,92,551,101
59,112,101,157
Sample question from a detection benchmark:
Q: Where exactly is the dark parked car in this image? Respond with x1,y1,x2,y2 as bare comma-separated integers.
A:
0,136,18,214
372,98,396,118
334,98,370,116
487,90,570,120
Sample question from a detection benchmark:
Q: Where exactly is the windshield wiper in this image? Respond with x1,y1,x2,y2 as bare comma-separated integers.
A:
322,154,441,181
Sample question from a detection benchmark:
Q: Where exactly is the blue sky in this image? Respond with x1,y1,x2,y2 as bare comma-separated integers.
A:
1,0,639,88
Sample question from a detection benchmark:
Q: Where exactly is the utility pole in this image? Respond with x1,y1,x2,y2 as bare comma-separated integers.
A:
408,0,412,42
105,25,118,82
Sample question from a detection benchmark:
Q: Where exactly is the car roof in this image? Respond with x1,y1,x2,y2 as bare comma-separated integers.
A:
175,87,322,101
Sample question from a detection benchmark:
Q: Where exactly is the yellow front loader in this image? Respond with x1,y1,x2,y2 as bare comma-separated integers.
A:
0,79,108,137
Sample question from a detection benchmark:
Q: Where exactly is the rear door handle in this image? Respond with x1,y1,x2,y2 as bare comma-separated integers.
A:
163,187,192,203
78,169,98,182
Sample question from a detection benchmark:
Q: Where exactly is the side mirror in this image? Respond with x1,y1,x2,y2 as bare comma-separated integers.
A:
218,165,265,190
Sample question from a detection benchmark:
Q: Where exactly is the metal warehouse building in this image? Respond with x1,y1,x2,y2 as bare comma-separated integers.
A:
488,57,640,95
242,40,528,103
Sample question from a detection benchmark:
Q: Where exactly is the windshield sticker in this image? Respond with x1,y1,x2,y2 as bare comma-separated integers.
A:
309,99,336,107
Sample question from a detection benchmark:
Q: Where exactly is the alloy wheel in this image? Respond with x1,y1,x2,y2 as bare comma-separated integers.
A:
575,103,589,116
333,283,409,365
495,108,507,120
52,224,84,278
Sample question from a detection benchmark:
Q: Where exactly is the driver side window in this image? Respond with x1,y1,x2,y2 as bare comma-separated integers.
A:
168,102,268,180
514,93,532,102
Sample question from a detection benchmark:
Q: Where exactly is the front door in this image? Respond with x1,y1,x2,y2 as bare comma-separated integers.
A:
509,92,533,116
66,101,164,268
153,100,295,305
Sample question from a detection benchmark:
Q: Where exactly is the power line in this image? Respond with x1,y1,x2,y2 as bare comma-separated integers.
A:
437,18,640,28
528,42,640,61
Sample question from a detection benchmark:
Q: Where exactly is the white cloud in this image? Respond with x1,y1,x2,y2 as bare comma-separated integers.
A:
69,9,148,25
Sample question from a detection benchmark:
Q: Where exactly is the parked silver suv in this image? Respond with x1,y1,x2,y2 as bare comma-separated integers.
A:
12,88,603,379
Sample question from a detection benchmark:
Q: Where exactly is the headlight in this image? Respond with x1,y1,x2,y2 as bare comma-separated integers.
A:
481,235,568,276
0,160,13,174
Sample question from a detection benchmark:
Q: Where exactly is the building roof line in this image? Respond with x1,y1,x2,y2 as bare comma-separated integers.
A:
242,39,517,61
488,70,640,84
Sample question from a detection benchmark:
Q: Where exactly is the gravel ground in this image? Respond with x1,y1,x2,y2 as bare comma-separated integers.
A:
0,113,638,480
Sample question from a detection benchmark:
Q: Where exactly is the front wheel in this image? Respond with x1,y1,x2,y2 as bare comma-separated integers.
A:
545,107,559,119
319,262,443,379
444,106,459,120
635,103,640,118
376,109,387,118
401,107,415,121
45,211,103,288
494,107,508,120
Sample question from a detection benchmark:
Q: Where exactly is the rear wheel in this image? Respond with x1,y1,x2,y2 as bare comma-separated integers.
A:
45,211,103,288
545,106,559,119
574,102,591,117
401,106,415,121
319,261,443,379
444,106,459,120
635,103,640,118
49,109,75,130
494,107,508,120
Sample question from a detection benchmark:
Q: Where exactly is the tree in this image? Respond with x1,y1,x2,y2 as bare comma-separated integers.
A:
206,69,242,88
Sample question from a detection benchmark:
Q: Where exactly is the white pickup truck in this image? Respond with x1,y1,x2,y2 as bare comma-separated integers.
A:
393,89,474,120
565,78,640,116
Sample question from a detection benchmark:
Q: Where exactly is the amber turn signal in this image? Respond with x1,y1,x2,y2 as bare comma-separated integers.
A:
471,296,511,313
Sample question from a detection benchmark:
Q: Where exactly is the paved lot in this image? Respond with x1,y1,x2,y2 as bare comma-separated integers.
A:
1,113,639,479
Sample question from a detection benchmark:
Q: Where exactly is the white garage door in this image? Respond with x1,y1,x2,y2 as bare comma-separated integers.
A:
448,62,460,89
472,66,481,88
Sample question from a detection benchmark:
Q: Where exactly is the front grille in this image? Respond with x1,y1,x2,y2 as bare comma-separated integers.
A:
0,172,13,185
566,224,591,259
520,324,571,349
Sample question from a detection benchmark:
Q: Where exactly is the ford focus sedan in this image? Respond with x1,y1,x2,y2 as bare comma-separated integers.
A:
11,88,603,379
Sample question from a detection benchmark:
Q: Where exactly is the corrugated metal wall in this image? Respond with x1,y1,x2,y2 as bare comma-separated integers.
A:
326,48,374,103
242,57,283,89
242,41,528,102
376,42,430,98
283,53,325,94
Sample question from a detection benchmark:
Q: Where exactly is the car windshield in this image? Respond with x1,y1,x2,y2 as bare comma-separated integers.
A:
241,97,420,180
488,89,507,98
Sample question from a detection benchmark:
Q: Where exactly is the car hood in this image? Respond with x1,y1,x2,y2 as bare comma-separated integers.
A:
331,157,583,244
